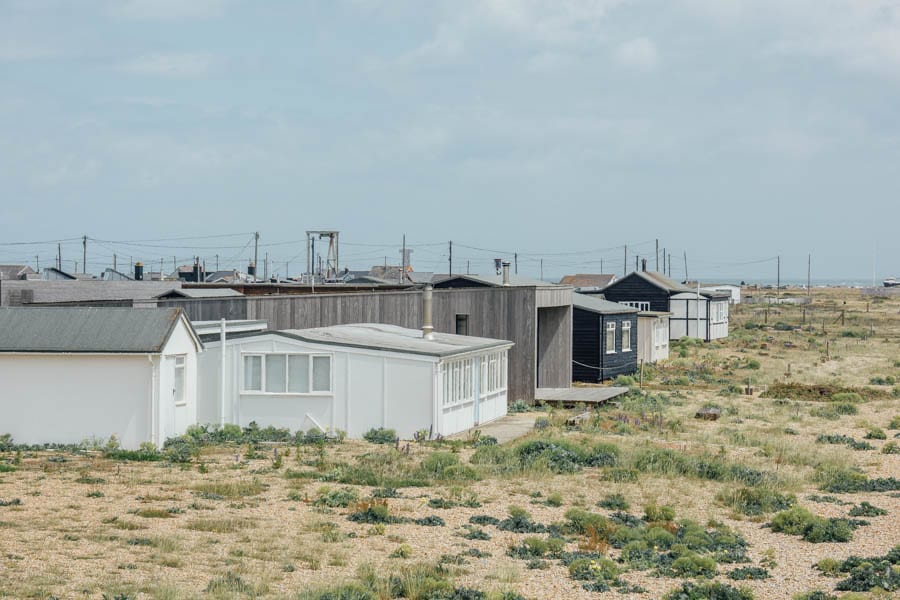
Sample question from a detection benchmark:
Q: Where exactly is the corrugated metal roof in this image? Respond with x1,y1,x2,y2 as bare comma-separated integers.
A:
156,288,244,299
0,265,35,280
633,270,696,293
573,293,638,315
0,307,186,353
282,323,513,357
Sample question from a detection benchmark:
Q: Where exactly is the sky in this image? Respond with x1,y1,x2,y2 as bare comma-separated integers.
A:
1,0,899,282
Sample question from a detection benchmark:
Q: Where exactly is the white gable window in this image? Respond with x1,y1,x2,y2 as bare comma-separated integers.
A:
711,301,728,324
173,356,186,405
242,353,332,394
621,301,650,311
621,321,632,352
606,322,616,354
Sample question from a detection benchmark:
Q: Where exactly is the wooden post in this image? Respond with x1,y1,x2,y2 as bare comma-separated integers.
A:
841,310,845,326
826,340,830,360
639,360,644,390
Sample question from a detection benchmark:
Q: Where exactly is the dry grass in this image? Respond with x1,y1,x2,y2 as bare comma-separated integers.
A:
0,287,897,600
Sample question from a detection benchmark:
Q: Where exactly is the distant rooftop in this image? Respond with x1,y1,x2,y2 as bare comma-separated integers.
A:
559,274,617,289
155,288,244,299
433,273,559,288
282,323,512,357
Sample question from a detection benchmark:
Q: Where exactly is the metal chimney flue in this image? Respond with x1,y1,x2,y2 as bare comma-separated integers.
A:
641,258,648,272
422,284,434,340
502,261,511,286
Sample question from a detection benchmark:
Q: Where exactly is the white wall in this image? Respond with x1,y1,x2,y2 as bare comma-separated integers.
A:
638,315,669,363
0,354,152,448
157,320,200,443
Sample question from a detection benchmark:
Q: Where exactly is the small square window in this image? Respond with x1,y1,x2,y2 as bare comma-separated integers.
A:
455,314,469,336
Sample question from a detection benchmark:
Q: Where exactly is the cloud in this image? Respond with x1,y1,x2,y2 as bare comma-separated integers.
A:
120,52,216,78
614,37,659,69
0,38,59,62
105,0,229,21
479,0,626,47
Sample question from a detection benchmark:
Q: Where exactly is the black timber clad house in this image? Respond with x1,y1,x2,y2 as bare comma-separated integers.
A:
591,270,729,342
571,293,638,382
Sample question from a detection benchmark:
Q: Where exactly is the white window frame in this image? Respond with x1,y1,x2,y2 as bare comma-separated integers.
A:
240,352,333,395
442,357,476,408
605,322,617,354
621,321,632,352
621,300,650,311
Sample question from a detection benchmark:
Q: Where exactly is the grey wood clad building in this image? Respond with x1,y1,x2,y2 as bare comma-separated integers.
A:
159,283,573,404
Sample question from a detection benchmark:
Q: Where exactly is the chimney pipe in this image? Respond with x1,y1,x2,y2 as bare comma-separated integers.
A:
422,283,434,340
134,261,144,281
641,258,647,272
502,261,511,286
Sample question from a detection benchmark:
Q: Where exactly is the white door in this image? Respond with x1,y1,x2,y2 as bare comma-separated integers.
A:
171,356,188,437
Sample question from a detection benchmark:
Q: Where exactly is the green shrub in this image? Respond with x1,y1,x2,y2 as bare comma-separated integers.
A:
347,500,393,524
793,592,837,600
568,557,620,581
668,550,717,578
363,428,397,445
614,375,637,387
563,508,611,535
815,558,842,576
817,467,900,493
770,507,852,543
831,392,864,403
716,487,796,516
413,516,445,527
848,502,887,517
869,375,896,385
728,567,770,580
662,581,754,600
889,416,900,429
498,506,546,533
882,442,900,455
644,503,676,523
835,561,900,592
314,487,359,508
597,493,630,511
864,428,887,440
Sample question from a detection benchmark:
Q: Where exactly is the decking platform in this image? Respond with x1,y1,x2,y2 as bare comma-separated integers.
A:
534,386,629,405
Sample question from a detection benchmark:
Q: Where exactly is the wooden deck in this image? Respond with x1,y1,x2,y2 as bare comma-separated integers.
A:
534,386,629,404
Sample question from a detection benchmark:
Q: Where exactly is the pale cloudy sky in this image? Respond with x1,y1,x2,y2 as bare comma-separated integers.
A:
1,0,899,281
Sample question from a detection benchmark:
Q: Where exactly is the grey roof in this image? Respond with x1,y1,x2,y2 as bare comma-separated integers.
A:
155,288,244,299
0,307,196,353
573,293,638,315
0,265,35,280
559,274,617,288
280,323,513,357
433,273,559,288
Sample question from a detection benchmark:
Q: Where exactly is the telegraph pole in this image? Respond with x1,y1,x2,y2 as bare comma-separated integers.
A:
655,239,659,272
82,235,87,275
540,258,544,281
807,254,811,298
662,249,666,274
514,253,518,275
623,245,627,276
113,254,117,272
57,243,61,270
448,240,453,277
683,251,689,281
777,255,781,300
253,231,259,282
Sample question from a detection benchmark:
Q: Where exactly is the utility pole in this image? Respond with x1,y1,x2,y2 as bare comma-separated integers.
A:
668,253,672,278
635,255,638,271
113,254,117,272
655,239,659,272
662,249,666,274
623,245,627,276
253,231,259,282
777,255,781,300
807,254,811,299
448,240,453,277
601,258,604,273
264,252,268,280
215,254,219,271
35,255,39,271
57,243,61,270
401,235,407,284
466,260,470,275
540,258,544,281
82,235,87,275
514,253,518,275
683,251,689,281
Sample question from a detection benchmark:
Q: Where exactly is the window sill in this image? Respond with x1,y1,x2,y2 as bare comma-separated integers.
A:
240,391,334,397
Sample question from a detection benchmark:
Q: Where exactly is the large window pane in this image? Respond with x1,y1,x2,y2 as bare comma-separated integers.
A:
244,355,262,391
288,355,309,393
266,354,286,393
312,356,331,392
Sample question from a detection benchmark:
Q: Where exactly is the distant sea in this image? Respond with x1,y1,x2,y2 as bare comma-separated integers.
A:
722,278,882,288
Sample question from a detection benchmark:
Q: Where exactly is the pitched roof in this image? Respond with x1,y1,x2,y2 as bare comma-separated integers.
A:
0,265,35,280
281,323,513,357
0,307,196,353
573,293,638,315
559,274,617,289
156,288,244,299
432,273,557,288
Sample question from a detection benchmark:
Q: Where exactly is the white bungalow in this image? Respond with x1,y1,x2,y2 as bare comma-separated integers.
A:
0,307,202,448
637,311,671,363
197,323,513,439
